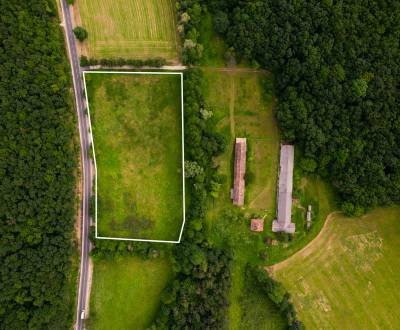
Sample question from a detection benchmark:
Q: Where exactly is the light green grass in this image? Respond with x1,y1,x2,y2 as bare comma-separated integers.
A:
202,70,283,329
88,256,173,330
86,73,183,240
273,207,400,329
76,0,178,61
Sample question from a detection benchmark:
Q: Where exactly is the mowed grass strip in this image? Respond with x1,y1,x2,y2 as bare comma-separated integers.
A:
86,73,183,240
76,0,178,60
273,207,400,329
88,256,173,330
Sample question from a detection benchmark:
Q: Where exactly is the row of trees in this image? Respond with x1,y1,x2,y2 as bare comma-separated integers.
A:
176,0,205,64
208,0,400,212
80,56,167,68
152,69,231,329
0,1,78,328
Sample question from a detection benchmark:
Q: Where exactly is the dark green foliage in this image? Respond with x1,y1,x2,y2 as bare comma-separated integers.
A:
213,0,400,210
0,1,77,328
299,158,317,174
213,10,229,35
153,69,231,329
90,227,162,260
154,242,232,329
73,26,88,42
89,195,95,218
176,1,206,64
80,56,167,67
246,265,304,329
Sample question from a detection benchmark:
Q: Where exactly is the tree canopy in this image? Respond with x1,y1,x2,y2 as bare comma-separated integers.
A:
73,26,88,42
0,1,77,327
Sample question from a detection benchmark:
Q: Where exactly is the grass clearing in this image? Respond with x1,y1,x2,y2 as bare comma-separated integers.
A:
198,12,227,67
273,207,400,329
75,0,179,61
202,70,283,329
87,255,173,330
85,72,183,241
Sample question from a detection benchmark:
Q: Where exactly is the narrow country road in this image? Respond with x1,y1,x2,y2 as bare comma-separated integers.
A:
59,1,91,330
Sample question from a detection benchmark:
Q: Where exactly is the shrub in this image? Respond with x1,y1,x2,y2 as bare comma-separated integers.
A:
73,26,88,41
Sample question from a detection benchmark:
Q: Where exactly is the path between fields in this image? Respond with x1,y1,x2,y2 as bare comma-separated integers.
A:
229,75,236,137
82,65,270,74
200,66,270,74
268,212,340,273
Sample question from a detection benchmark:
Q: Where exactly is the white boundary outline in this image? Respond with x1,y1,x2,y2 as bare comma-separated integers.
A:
82,71,185,244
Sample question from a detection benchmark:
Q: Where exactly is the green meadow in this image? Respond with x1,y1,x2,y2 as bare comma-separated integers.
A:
86,73,183,240
273,207,400,329
88,256,173,330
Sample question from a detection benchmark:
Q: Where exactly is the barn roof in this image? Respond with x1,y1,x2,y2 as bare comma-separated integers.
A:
232,138,246,206
272,144,296,233
251,218,264,232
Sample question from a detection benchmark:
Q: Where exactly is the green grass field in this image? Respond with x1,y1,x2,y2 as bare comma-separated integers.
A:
202,70,283,329
76,0,178,61
88,256,173,330
204,70,279,218
273,207,400,329
85,73,183,240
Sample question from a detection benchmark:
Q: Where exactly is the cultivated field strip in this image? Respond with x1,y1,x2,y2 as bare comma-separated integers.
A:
77,0,178,60
274,208,400,329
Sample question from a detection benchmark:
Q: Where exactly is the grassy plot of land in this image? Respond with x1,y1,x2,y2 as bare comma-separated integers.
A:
88,256,173,330
273,207,400,329
86,73,183,240
75,0,178,61
202,70,283,329
204,70,279,219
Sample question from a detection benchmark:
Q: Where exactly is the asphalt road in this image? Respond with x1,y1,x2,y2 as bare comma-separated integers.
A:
59,1,91,329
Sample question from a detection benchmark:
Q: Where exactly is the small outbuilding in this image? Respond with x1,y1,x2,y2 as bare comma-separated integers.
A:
306,205,312,229
250,218,264,232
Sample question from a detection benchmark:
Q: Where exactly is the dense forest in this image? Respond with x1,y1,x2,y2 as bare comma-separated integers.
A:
206,0,400,212
0,1,77,328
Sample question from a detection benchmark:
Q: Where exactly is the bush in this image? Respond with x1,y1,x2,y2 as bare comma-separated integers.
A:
73,26,88,41
213,10,229,34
